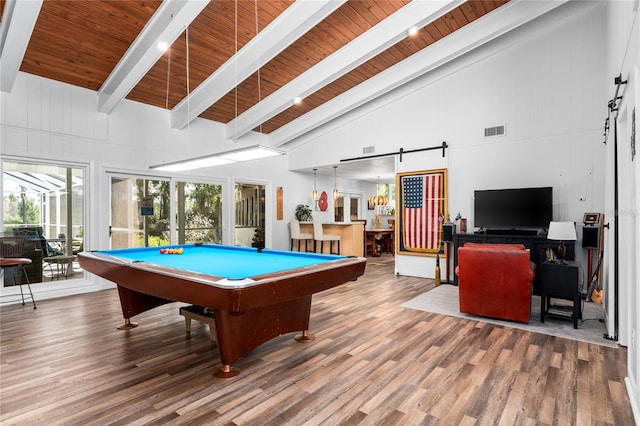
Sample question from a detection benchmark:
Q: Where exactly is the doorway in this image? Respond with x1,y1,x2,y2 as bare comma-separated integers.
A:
334,193,363,222
2,159,85,284
234,183,265,247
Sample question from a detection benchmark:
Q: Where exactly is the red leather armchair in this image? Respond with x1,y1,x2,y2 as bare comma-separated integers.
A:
456,243,535,323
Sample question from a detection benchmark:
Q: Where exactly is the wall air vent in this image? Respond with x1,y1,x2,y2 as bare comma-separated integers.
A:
484,125,505,137
363,146,375,155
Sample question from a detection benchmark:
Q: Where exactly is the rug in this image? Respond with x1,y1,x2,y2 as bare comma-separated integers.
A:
402,284,616,348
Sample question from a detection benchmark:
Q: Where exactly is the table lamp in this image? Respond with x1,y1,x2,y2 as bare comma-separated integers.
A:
547,221,577,263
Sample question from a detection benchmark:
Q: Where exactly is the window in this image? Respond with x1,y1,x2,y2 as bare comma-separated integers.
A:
234,183,265,247
176,181,223,244
334,193,363,222
109,176,223,249
2,160,85,284
110,176,170,248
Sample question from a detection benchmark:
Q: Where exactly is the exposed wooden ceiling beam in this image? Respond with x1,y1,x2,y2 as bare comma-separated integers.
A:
98,0,210,114
268,0,570,147
225,0,463,142
0,0,42,93
170,0,346,130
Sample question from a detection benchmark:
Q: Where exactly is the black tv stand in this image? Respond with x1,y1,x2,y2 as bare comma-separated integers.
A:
452,232,574,295
483,228,540,236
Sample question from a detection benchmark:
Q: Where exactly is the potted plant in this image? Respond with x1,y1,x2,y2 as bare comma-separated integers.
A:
295,204,313,222
252,227,265,249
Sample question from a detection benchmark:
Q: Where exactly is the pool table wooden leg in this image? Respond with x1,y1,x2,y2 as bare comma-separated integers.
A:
116,285,171,321
295,330,315,342
117,317,138,330
214,364,240,380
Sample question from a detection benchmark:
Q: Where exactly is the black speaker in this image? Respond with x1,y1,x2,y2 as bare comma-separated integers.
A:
442,223,455,242
582,226,599,249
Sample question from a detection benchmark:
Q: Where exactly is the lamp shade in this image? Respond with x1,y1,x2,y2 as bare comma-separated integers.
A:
369,176,388,206
547,221,577,241
369,195,388,206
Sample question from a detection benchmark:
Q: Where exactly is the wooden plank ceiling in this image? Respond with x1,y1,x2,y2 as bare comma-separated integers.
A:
4,0,509,140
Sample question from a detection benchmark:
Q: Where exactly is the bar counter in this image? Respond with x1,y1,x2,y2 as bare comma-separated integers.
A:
299,222,365,257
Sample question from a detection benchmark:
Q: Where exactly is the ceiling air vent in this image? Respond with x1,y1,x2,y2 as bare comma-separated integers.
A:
363,146,375,155
484,125,505,137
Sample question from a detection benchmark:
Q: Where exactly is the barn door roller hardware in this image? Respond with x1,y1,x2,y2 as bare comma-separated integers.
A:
340,141,448,163
603,74,627,144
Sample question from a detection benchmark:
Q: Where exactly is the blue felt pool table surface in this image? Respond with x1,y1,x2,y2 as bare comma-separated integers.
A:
98,244,346,280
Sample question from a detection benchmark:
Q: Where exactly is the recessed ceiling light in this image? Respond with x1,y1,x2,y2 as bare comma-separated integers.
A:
294,96,302,104
157,41,169,52
408,26,418,36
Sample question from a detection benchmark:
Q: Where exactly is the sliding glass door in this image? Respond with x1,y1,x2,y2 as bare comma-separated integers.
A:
109,175,223,249
109,176,170,249
175,181,223,244
2,160,85,284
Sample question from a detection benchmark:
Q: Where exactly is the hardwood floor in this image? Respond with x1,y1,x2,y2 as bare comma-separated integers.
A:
0,262,634,425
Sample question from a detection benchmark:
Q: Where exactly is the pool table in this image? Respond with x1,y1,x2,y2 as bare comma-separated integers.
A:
78,244,366,379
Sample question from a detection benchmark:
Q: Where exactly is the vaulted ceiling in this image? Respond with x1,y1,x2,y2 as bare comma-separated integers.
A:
1,0,567,159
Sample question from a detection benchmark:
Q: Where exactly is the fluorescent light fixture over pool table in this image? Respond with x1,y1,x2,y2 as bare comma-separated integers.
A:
150,145,286,172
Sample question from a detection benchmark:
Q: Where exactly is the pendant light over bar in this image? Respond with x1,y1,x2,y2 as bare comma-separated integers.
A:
150,145,286,172
312,168,318,201
332,165,339,199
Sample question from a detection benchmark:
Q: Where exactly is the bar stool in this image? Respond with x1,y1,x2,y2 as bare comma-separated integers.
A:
290,219,313,252
0,237,36,309
312,219,340,255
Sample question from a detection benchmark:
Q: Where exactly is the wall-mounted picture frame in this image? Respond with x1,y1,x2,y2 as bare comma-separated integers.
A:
583,213,601,225
377,205,394,215
276,187,283,220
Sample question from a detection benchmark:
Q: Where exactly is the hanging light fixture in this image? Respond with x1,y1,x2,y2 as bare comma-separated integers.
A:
150,1,285,172
312,168,318,201
369,176,388,206
332,166,339,199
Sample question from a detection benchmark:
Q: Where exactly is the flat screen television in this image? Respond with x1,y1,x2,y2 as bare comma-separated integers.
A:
474,187,553,230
